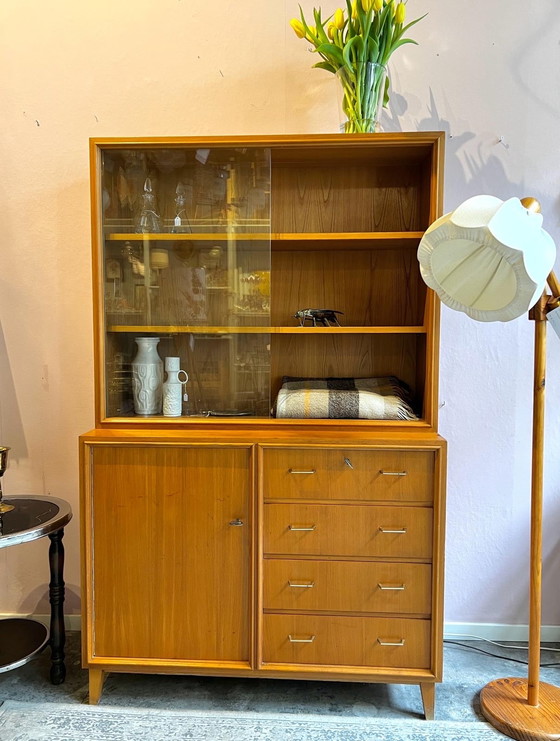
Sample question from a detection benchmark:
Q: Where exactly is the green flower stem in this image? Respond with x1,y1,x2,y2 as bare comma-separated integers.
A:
338,62,385,133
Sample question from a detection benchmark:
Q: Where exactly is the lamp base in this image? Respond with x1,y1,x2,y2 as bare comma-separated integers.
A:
480,677,560,740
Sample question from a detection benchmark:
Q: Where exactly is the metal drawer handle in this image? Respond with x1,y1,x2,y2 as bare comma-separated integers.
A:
288,581,315,588
288,524,317,531
288,469,316,474
377,638,406,646
379,470,408,476
229,518,244,526
378,527,407,534
378,583,406,591
343,457,354,469
288,634,316,643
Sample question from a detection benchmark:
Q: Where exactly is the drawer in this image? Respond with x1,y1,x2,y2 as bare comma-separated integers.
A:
263,448,433,502
263,614,431,669
264,503,432,559
264,560,431,614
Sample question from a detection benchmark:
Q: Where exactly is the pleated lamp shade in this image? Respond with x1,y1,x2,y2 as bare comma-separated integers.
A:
417,195,556,322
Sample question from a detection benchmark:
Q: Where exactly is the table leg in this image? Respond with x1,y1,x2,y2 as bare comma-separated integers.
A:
48,528,66,684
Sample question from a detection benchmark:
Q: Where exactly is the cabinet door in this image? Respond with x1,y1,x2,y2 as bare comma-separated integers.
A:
89,445,250,662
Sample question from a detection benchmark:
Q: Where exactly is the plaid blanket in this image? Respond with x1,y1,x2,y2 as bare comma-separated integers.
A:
274,376,418,420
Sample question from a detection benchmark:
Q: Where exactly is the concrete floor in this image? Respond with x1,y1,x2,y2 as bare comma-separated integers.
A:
1,632,559,722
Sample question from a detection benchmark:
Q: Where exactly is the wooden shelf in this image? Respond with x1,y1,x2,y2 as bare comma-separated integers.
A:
105,232,424,249
107,325,427,335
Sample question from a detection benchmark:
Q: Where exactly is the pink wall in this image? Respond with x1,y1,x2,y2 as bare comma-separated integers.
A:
1,0,559,634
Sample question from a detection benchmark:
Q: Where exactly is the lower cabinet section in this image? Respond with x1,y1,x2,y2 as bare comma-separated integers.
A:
80,434,446,720
262,614,431,669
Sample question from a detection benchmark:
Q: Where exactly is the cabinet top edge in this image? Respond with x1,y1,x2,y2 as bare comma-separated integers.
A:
89,132,446,149
79,427,447,448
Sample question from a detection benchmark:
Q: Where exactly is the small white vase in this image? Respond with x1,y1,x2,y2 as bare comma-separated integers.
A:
162,357,189,417
131,337,163,415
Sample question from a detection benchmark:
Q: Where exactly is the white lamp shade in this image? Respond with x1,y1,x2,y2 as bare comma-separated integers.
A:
417,195,556,322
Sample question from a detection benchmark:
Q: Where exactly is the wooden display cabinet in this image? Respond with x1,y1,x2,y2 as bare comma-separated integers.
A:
80,133,447,718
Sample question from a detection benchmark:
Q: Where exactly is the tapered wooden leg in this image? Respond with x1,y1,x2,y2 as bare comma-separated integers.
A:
420,682,435,720
88,668,106,705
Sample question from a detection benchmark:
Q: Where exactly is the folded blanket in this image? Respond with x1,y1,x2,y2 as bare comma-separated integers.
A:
274,376,417,420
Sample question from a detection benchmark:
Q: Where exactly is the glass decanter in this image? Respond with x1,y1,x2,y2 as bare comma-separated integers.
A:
135,177,161,233
171,182,190,233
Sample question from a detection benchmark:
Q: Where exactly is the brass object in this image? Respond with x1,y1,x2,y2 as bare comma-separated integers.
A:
520,197,541,213
0,446,14,514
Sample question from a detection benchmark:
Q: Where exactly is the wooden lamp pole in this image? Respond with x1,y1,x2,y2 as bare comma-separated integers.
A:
479,198,560,741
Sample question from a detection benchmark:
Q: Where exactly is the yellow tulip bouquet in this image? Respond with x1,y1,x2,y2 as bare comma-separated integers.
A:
290,0,425,133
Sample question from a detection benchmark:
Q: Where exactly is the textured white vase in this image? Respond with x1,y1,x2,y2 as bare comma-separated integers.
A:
131,337,163,415
162,357,188,417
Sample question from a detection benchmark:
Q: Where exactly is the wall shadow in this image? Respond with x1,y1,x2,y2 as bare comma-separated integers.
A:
0,323,27,459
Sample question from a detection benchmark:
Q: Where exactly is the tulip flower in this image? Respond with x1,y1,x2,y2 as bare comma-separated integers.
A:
289,0,425,132
290,18,305,38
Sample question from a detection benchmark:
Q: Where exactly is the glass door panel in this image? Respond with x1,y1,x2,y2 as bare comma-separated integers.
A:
99,145,271,419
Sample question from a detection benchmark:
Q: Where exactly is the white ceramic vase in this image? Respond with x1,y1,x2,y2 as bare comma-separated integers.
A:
131,337,163,415
162,357,188,417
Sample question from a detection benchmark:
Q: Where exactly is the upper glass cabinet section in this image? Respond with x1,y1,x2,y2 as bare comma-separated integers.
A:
97,145,271,419
92,134,443,428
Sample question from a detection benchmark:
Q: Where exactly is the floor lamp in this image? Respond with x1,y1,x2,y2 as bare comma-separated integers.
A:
418,195,560,741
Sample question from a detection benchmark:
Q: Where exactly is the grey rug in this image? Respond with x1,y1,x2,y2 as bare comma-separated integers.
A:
0,700,505,740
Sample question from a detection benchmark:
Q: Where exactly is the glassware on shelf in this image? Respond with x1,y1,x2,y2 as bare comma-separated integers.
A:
171,182,191,233
234,270,270,314
135,177,161,233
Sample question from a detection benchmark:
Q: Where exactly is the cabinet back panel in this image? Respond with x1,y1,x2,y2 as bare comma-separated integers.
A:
271,249,425,327
270,334,422,411
271,164,424,233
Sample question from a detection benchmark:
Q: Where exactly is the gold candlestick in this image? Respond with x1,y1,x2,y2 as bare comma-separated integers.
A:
0,446,14,514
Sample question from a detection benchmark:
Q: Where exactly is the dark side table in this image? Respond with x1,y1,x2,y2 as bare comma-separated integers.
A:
0,495,72,683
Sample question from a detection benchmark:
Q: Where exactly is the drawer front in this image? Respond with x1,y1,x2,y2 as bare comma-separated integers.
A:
263,614,431,669
264,503,432,559
264,560,432,614
263,448,434,503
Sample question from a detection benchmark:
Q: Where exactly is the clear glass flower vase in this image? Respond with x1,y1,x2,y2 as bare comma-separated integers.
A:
336,62,387,134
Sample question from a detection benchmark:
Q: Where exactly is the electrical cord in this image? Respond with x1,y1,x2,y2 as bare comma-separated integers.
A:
444,635,560,667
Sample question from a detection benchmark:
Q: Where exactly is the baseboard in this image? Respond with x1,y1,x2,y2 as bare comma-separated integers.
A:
1,615,559,643
444,621,560,643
